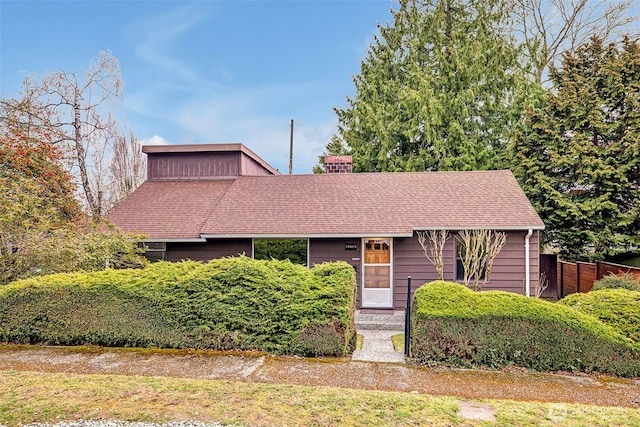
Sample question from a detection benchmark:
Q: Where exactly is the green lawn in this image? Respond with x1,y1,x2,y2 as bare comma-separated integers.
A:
1,370,638,427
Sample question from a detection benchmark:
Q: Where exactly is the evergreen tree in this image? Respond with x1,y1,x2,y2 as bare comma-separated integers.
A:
334,0,524,172
313,134,350,173
511,36,640,260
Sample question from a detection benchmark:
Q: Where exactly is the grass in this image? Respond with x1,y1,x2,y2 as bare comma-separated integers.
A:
355,334,363,350
1,370,639,427
392,333,404,352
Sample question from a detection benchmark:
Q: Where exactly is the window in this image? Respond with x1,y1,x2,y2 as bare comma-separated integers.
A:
140,242,166,262
455,239,486,281
253,239,308,265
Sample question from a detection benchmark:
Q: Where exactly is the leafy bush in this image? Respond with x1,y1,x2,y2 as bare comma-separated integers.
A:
411,281,640,377
0,256,356,356
560,289,640,343
0,220,146,285
592,272,640,292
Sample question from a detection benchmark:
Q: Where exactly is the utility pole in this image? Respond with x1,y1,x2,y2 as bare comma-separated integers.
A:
288,119,294,175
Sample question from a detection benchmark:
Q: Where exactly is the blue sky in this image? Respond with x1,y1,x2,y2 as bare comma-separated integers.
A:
0,0,396,174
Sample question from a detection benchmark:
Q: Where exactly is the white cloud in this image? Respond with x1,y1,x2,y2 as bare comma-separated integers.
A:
126,4,336,174
141,135,170,146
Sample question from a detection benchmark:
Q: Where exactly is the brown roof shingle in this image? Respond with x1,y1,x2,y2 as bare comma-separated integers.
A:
107,180,233,239
108,170,543,239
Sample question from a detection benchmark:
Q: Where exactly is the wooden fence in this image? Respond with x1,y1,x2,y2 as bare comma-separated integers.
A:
556,259,640,297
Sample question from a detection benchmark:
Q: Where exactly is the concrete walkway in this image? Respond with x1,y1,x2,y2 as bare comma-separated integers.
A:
351,329,405,363
352,311,406,363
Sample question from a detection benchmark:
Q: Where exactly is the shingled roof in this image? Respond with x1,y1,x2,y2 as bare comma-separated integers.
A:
108,169,544,240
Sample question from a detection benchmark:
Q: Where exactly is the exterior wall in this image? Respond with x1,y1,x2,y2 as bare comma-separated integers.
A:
392,231,540,309
309,238,362,306
240,152,277,176
392,236,453,310
147,152,241,180
166,239,252,262
162,232,539,310
484,230,540,294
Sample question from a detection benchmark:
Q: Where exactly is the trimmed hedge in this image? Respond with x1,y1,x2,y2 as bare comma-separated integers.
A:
592,272,640,292
0,256,357,356
560,289,640,343
411,281,640,377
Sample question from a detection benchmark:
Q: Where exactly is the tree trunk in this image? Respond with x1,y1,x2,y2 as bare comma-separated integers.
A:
74,89,99,219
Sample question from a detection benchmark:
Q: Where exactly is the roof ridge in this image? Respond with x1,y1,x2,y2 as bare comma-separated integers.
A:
195,177,239,237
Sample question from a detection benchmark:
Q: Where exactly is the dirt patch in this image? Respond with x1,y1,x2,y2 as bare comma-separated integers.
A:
0,345,639,408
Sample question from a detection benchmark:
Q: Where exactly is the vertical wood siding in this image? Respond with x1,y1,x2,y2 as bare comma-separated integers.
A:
166,239,252,262
240,153,275,176
147,152,240,180
309,238,362,306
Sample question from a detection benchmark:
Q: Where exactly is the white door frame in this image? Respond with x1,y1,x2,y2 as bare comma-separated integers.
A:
361,238,393,308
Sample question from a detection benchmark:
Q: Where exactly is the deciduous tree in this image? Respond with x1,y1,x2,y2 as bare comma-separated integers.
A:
8,51,143,219
511,0,638,84
0,98,145,284
457,229,507,290
417,230,449,280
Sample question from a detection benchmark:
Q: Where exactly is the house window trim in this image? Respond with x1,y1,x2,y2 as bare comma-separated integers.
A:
140,241,167,262
454,235,487,283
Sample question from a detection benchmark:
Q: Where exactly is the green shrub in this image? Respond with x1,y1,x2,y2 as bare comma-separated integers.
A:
592,272,640,292
560,288,640,343
411,281,640,377
0,256,356,357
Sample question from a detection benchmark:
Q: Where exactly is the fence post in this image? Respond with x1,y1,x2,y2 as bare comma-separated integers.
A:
558,261,563,298
404,276,412,357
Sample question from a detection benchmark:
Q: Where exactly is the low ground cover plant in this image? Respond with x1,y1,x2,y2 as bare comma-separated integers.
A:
0,256,357,356
592,272,640,292
411,281,640,377
560,288,640,343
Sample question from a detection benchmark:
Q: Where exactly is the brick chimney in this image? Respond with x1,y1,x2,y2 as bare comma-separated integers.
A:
324,155,352,173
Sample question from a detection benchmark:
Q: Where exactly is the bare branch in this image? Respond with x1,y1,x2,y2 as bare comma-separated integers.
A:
510,0,637,84
417,230,449,280
457,230,507,291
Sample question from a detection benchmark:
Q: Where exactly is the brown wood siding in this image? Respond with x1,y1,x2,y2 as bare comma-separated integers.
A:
166,239,252,262
557,260,640,297
147,152,240,180
240,152,275,176
309,238,362,306
561,262,578,295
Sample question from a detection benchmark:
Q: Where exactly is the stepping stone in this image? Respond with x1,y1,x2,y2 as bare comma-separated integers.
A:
457,401,497,422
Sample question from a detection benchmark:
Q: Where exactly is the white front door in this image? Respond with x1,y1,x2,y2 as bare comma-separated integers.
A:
361,238,393,308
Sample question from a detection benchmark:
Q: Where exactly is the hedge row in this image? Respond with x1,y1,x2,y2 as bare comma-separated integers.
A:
411,281,640,377
560,288,640,343
0,256,357,357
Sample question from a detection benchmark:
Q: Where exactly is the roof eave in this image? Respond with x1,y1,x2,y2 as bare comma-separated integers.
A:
412,225,545,231
199,232,414,239
141,238,207,243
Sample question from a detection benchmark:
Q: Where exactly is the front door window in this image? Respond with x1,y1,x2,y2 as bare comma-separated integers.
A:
362,238,393,307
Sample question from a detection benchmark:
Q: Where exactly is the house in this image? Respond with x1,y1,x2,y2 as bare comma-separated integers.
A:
108,143,545,310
